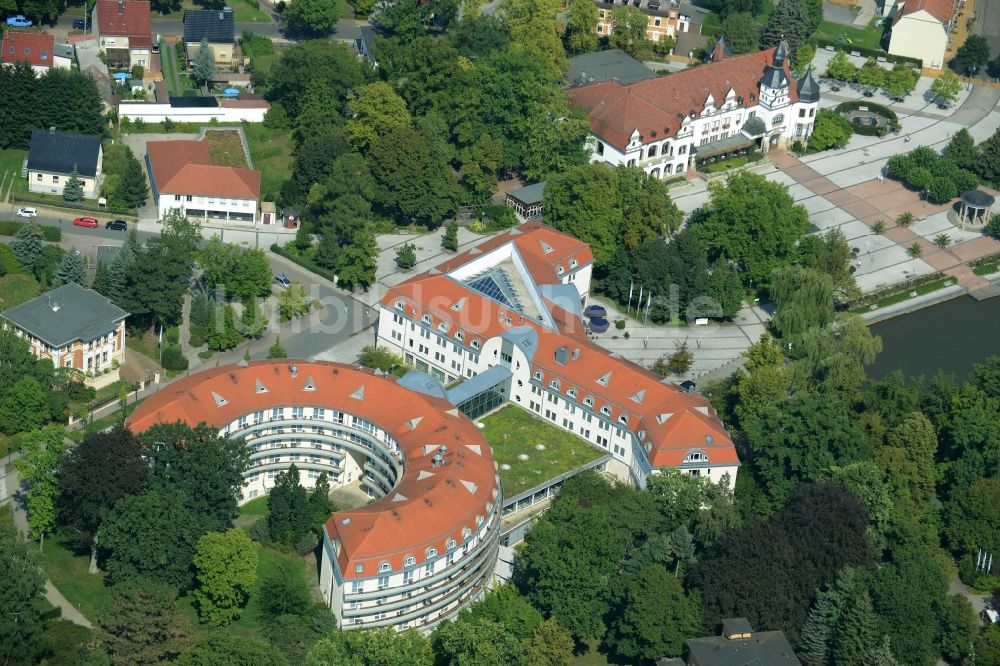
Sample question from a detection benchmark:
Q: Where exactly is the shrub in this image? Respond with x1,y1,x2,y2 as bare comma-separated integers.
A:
986,214,1000,239
165,327,180,344
161,344,189,371
295,531,318,556
927,176,958,204
189,325,208,348
614,319,626,330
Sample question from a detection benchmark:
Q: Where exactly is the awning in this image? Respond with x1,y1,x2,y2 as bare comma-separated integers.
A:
693,134,753,159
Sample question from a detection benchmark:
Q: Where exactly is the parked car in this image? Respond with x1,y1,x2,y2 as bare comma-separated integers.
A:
105,219,128,231
16,207,37,219
151,44,160,54
73,216,99,228
72,18,85,29
5,15,32,27
274,273,291,288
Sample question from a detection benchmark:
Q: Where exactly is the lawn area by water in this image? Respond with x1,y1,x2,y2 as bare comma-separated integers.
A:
479,406,606,498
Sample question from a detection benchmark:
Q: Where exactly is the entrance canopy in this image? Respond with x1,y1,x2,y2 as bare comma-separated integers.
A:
694,134,753,159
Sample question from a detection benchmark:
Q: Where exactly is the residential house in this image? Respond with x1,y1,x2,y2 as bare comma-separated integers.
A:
26,128,103,199
887,0,957,68
1,32,72,73
146,138,261,223
505,182,545,222
683,618,802,666
2,282,128,388
568,40,820,178
93,0,152,68
595,0,692,46
183,8,235,65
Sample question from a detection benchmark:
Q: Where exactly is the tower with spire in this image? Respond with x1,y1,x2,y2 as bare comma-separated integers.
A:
757,39,791,112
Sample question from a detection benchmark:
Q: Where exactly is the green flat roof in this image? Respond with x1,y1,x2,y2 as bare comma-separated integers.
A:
479,405,606,498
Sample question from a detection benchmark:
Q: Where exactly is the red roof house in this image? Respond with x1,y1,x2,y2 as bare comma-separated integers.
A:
94,0,152,68
1,32,71,73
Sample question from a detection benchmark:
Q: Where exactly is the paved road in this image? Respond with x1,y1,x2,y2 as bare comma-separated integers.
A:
49,13,283,39
975,0,1000,61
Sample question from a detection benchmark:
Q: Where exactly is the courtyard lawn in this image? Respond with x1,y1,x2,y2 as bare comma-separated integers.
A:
479,406,606,498
43,533,113,622
243,124,293,203
204,129,251,168
814,19,886,51
0,274,40,308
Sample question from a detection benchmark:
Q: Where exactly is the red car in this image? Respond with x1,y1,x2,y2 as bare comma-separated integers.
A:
73,216,99,228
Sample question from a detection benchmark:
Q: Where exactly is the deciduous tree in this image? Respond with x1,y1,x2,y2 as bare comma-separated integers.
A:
193,529,258,625
720,13,759,54
178,633,289,666
346,81,412,151
930,70,962,105
609,6,651,58
13,424,69,548
307,627,434,666
607,565,701,660
956,34,991,74
0,520,46,665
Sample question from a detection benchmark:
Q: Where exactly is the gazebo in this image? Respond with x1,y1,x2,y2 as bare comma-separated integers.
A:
957,190,995,228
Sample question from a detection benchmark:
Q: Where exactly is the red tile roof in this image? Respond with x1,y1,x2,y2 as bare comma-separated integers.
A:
568,47,797,152
147,139,261,200
96,0,152,47
896,0,955,23
127,361,499,579
2,31,55,68
382,223,738,472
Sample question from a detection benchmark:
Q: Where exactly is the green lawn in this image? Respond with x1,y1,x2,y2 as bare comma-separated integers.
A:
0,148,27,200
0,273,41,308
243,124,293,203
204,129,251,168
479,406,606,498
853,277,953,312
814,19,886,51
82,397,145,434
127,327,176,361
43,528,311,639
973,260,1000,276
230,1,271,22
240,495,270,517
43,533,113,622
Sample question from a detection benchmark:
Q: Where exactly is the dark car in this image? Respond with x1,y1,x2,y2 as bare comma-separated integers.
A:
72,18,85,29
274,273,291,288
105,219,128,231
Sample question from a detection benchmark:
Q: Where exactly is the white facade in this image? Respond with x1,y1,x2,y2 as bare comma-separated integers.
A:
888,9,950,68
156,195,258,225
119,101,270,124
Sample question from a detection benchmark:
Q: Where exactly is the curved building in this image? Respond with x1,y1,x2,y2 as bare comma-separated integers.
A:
127,360,502,631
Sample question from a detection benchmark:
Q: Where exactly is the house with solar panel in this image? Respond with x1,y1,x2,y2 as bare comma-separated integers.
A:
26,128,103,199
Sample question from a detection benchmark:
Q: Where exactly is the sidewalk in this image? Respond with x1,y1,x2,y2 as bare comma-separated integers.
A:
4,468,92,628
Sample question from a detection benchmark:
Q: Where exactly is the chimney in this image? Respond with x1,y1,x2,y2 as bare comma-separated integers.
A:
289,364,298,377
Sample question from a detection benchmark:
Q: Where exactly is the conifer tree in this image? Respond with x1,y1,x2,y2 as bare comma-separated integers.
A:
267,336,287,359
62,165,85,202
760,0,808,52
442,221,459,252
831,588,879,666
54,246,86,285
91,261,113,296
192,39,217,89
10,221,44,272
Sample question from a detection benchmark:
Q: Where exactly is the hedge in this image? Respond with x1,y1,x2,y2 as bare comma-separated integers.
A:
0,220,61,242
834,101,900,136
270,243,339,284
813,41,923,68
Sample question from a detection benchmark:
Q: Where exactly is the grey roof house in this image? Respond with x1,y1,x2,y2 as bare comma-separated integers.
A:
183,8,236,64
684,618,802,666
2,282,129,385
26,127,103,199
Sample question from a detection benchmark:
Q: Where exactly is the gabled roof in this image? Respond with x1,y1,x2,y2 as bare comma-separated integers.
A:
183,8,235,44
568,46,799,152
96,0,152,47
1,31,55,68
382,223,739,472
2,282,128,347
27,128,102,178
126,361,499,578
147,139,260,200
896,0,955,23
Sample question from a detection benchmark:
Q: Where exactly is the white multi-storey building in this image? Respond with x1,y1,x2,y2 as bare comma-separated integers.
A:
128,361,501,632
568,40,821,178
376,222,739,488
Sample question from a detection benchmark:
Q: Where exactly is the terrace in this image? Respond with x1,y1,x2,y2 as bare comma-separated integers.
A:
479,405,607,499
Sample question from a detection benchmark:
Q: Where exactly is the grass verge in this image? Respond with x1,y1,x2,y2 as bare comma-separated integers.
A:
814,19,885,51
854,277,953,311
480,406,606,498
43,533,112,622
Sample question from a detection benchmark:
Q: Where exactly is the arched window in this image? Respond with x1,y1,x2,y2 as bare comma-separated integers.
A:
455,331,464,341
772,114,784,127
550,379,560,390
618,414,629,426
534,371,543,381
446,539,457,550
421,314,432,324
379,561,391,573
403,555,416,567
600,405,611,416
471,340,480,350
426,548,437,559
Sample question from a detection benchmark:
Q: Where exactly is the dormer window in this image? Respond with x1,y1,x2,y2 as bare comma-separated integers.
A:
550,379,560,390
533,371,543,381
601,405,611,416
379,561,391,573
567,388,577,399
584,397,594,407
404,556,416,567
570,259,578,268
455,331,464,341
556,265,564,275
446,539,457,550
683,450,708,463
394,300,404,310
438,322,448,333
618,414,629,426
471,340,480,350
421,314,432,325
426,548,437,558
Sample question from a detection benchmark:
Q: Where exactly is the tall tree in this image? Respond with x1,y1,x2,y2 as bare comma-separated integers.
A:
609,6,651,58
760,0,808,51
284,0,345,34
0,375,50,435
943,128,977,171
138,422,251,531
54,246,86,285
10,221,44,273
307,627,434,666
56,427,149,573
192,39,217,88
13,424,69,549
62,165,84,202
368,126,459,225
720,12,759,54
831,588,881,666
689,171,809,288
606,565,702,660
95,577,183,666
770,265,835,339
955,34,991,74
99,486,211,589
565,0,599,53
930,70,962,105
0,520,47,666
192,529,258,626
267,464,314,550
345,81,412,151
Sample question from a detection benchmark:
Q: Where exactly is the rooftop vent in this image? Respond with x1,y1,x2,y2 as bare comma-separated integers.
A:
289,364,298,377
48,296,60,312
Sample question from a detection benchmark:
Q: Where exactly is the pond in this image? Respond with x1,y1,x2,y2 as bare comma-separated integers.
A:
868,295,1000,382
